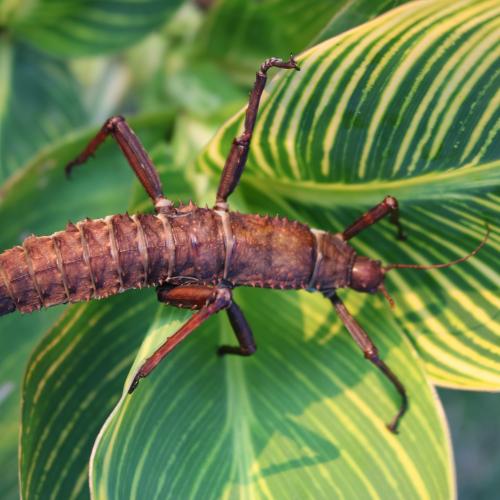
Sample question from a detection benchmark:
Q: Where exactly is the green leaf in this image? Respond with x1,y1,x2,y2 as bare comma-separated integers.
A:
311,0,410,45
0,41,87,181
0,309,60,500
90,290,452,498
2,113,176,499
20,292,166,500
12,0,498,498
195,0,409,76
8,0,183,57
198,0,500,389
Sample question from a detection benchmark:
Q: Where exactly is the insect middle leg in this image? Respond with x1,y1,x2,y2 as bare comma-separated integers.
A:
159,284,256,357
327,292,407,433
128,285,233,393
129,284,256,393
342,196,406,241
218,301,256,356
65,116,173,213
214,56,300,212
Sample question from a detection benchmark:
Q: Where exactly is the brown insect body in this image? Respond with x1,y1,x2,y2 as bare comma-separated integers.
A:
0,206,358,316
1,56,487,433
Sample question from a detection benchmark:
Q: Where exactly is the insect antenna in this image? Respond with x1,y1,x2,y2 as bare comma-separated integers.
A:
384,224,490,272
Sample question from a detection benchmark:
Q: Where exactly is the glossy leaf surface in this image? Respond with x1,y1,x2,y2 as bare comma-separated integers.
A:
9,0,498,498
198,0,500,389
91,289,452,498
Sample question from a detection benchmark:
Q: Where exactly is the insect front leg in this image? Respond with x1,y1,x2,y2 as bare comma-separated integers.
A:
65,116,173,213
342,196,406,241
214,56,300,212
327,292,408,433
128,285,233,393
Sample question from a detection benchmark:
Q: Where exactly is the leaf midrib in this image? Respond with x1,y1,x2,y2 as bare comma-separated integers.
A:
243,160,500,207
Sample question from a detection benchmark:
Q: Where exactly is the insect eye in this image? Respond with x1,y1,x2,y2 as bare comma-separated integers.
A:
350,257,384,292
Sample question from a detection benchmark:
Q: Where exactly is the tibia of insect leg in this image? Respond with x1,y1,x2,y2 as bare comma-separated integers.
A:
329,292,408,433
217,302,257,357
259,55,300,74
365,351,408,433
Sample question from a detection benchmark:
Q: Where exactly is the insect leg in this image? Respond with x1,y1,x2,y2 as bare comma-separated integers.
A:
158,285,256,356
65,116,173,213
214,56,300,211
342,196,406,241
328,292,407,433
218,301,256,356
157,284,216,309
128,285,232,393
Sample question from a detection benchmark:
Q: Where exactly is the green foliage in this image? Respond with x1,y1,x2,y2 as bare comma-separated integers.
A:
198,0,500,389
0,0,498,498
3,0,183,57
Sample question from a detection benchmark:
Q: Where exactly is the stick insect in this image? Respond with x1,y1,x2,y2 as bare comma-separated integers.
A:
0,56,488,432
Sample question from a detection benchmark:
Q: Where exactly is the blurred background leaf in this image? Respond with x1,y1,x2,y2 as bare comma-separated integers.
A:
4,0,184,57
0,42,88,181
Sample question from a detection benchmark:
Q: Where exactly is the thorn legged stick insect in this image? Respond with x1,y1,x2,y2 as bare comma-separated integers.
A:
0,56,489,433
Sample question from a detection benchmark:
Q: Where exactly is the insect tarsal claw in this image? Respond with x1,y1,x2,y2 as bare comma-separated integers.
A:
128,373,142,394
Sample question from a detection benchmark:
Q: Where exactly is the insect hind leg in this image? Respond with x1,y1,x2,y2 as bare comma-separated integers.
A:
65,116,173,213
129,284,232,393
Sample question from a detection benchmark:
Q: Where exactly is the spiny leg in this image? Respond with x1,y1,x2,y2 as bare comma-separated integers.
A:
328,292,407,433
218,302,256,356
65,116,173,213
214,56,300,212
128,285,232,393
342,196,406,241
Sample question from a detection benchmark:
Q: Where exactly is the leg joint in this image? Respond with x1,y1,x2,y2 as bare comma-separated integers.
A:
104,115,126,132
211,286,232,309
383,195,398,210
234,133,251,147
242,344,257,356
364,347,379,361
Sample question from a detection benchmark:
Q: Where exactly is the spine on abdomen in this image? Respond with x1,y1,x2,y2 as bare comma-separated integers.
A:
0,213,178,316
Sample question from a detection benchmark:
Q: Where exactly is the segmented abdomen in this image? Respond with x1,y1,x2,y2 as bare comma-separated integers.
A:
0,211,221,316
0,207,354,317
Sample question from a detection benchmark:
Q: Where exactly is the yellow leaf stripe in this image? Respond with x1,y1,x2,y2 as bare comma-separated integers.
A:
90,290,452,498
197,0,500,389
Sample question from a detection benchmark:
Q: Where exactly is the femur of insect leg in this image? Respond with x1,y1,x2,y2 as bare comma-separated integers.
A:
214,56,301,211
129,286,232,393
64,115,173,211
342,196,406,242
